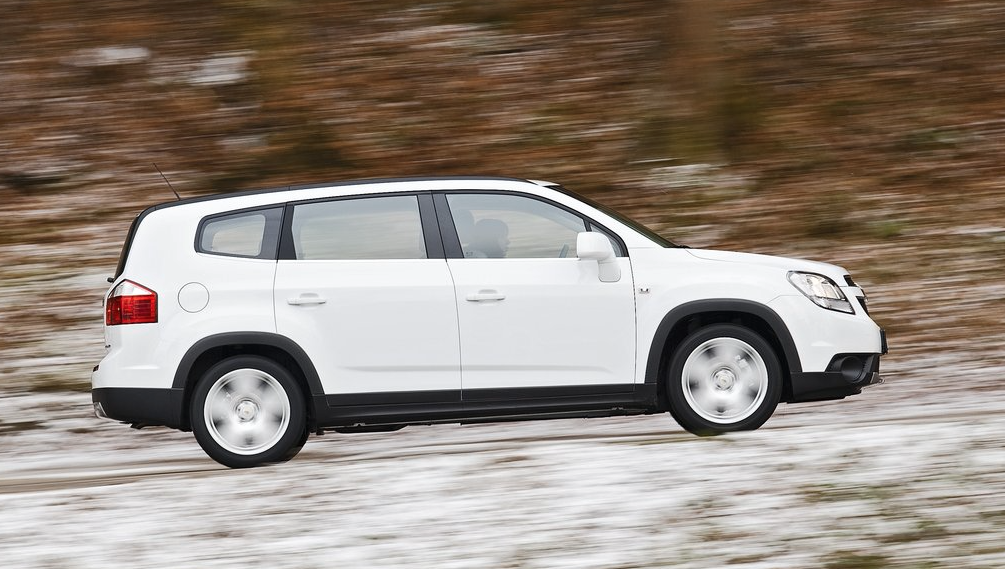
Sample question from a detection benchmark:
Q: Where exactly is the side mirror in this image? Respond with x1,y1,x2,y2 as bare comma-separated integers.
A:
576,232,621,283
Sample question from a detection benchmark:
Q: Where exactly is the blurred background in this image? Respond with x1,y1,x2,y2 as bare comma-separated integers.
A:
3,1,1005,567
3,1,1000,406
5,0,1005,392
4,0,1005,390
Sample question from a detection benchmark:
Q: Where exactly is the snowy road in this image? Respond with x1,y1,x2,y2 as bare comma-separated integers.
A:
2,379,1005,569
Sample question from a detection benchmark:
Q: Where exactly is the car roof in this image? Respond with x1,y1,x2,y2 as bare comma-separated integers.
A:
142,176,549,214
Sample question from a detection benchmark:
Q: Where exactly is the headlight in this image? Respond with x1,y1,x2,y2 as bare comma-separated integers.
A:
787,271,854,314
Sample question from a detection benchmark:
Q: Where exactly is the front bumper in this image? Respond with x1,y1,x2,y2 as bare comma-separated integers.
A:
788,351,883,403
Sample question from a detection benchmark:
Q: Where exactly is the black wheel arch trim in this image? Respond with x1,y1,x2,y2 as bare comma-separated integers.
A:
644,299,802,385
172,332,324,396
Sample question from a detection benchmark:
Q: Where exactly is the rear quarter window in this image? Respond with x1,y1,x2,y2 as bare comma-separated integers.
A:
197,207,283,259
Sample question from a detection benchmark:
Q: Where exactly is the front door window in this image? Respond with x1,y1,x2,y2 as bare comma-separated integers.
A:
446,193,587,259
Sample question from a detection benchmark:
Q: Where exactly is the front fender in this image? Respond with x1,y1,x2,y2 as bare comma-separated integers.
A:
643,299,802,386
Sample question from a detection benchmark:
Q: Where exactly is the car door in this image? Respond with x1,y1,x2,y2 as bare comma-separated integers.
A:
274,193,460,401
439,192,637,395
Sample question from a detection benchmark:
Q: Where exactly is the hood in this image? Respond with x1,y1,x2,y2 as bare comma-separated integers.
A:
684,248,849,281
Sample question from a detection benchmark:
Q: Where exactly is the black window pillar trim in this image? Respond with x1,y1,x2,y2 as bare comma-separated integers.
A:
416,192,446,259
278,203,297,260
645,299,803,385
432,192,464,258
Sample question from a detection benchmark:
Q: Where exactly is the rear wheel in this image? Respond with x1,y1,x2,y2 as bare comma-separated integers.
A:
667,324,782,435
191,356,307,468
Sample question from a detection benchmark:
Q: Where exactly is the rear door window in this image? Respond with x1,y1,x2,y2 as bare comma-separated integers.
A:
289,195,427,260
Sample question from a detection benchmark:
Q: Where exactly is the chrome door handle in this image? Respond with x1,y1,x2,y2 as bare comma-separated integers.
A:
287,295,327,306
466,290,506,302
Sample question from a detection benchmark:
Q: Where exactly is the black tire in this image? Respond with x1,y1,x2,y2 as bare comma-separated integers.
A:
191,356,308,468
667,324,782,436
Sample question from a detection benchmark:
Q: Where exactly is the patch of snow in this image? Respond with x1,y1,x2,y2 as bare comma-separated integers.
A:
187,52,254,86
64,47,151,68
1,385,1005,568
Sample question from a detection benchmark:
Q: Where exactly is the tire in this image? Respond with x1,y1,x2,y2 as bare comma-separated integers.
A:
191,356,308,468
667,324,782,436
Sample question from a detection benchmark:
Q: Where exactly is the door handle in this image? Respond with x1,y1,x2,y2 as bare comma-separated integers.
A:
466,290,506,302
287,294,327,306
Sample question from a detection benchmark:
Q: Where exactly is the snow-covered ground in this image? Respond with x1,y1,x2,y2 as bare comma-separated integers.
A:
3,198,1003,567
2,369,1005,569
2,247,1002,567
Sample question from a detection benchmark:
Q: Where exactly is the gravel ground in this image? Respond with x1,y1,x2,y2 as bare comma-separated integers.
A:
2,353,1004,569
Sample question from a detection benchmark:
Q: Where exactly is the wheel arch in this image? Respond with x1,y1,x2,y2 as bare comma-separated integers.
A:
173,332,324,430
645,299,802,405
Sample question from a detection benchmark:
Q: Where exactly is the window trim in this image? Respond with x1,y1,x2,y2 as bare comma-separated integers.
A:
433,190,628,260
277,191,445,261
195,206,284,260
548,184,679,248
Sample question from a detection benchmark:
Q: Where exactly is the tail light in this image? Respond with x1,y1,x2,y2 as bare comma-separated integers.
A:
105,280,158,325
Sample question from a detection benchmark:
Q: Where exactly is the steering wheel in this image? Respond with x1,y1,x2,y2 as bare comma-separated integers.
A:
559,244,570,258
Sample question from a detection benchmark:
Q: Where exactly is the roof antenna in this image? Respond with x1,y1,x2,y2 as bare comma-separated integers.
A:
153,163,181,201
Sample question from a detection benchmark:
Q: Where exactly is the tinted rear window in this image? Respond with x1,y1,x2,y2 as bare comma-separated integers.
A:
197,207,283,259
113,214,142,280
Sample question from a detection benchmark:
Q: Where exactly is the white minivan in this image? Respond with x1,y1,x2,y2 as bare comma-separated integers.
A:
93,177,886,468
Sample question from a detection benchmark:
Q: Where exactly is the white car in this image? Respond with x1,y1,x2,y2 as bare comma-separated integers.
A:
92,177,886,468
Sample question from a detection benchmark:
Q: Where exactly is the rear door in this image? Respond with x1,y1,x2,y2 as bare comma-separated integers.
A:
274,193,460,401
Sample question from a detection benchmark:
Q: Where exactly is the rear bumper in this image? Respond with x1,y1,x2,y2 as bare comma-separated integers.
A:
91,387,186,430
788,352,883,403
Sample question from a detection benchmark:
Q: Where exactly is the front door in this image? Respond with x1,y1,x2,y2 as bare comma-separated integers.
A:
441,192,636,394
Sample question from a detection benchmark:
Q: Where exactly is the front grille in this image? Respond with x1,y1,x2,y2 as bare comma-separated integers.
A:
845,275,869,315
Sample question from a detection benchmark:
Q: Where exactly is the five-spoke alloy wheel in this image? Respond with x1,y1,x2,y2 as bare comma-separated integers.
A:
191,356,307,468
667,324,782,435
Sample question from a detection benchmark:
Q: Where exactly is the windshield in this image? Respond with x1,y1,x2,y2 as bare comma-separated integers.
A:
548,185,680,248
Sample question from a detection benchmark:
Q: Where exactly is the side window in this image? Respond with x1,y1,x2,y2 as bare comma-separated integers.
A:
446,193,587,259
198,208,282,259
291,195,426,260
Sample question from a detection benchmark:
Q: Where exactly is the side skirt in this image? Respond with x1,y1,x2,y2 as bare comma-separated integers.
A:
312,384,660,430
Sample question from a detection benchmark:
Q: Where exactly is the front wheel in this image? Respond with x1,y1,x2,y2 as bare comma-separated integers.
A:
191,356,307,468
667,324,782,436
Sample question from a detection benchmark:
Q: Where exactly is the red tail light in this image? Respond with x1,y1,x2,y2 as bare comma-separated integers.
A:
106,280,158,325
